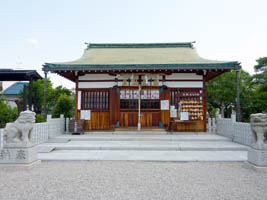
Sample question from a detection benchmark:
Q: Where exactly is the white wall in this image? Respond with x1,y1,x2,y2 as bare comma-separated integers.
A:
78,73,203,88
78,82,116,88
165,81,203,88
79,74,114,80
166,73,203,80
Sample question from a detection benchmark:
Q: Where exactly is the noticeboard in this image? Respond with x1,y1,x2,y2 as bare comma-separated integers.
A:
80,110,91,120
161,100,169,110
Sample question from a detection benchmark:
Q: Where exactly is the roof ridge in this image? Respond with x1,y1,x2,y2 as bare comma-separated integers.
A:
85,42,195,49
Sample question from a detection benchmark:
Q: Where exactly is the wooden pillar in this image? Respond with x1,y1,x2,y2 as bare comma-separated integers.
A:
138,75,142,130
160,86,170,128
75,74,79,120
203,79,207,132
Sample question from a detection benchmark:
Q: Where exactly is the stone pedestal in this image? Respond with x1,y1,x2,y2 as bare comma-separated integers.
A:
0,143,40,167
248,148,267,166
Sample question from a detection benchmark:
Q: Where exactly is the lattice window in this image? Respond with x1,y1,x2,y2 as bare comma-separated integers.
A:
120,89,160,109
81,90,109,110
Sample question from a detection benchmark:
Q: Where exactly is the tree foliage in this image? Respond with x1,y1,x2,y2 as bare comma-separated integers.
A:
20,79,74,115
207,57,267,122
52,94,74,118
206,71,236,118
206,70,256,121
0,95,18,128
253,57,267,112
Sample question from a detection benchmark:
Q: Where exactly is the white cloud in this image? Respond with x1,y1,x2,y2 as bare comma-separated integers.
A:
26,38,39,45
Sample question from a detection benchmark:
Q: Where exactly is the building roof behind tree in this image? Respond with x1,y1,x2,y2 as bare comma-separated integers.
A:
1,82,27,95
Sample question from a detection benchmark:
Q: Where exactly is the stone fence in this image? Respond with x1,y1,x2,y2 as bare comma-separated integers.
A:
0,114,68,149
0,128,3,150
209,114,253,147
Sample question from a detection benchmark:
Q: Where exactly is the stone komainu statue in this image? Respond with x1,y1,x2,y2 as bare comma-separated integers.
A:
3,110,36,143
250,113,267,150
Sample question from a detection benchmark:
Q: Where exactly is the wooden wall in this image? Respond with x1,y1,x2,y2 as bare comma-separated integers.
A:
83,112,110,130
160,88,170,128
120,111,160,127
76,85,206,132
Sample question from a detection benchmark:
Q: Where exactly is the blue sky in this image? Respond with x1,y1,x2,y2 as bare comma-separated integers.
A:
1,0,267,89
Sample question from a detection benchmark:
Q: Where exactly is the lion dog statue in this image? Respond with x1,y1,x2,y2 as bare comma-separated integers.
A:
250,113,267,150
3,110,36,144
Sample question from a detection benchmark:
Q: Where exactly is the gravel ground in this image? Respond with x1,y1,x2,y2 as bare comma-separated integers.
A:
0,161,266,200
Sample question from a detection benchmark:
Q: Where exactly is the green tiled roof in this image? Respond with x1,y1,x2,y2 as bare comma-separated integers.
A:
44,42,240,71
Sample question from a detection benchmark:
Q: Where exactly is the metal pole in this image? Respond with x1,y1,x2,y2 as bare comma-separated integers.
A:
235,69,241,122
34,87,37,112
43,70,48,119
23,85,27,111
29,77,33,111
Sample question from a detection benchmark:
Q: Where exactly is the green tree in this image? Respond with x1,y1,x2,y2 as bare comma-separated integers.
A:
253,57,267,113
238,70,257,121
20,79,73,114
206,70,255,121
52,94,74,118
0,95,18,128
19,78,53,113
206,71,236,118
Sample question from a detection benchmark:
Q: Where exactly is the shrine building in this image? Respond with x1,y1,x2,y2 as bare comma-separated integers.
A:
43,42,241,132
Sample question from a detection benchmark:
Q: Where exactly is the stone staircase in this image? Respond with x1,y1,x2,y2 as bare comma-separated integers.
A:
38,133,249,162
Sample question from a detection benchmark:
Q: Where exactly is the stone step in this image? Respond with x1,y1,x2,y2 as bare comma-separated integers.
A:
57,134,231,142
40,140,248,151
38,150,248,162
82,130,168,135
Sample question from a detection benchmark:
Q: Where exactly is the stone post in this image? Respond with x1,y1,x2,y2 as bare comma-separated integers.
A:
66,118,70,133
47,115,53,138
60,114,64,134
47,114,52,121
0,110,40,167
0,129,3,150
208,118,212,133
231,112,236,123
212,118,216,133
248,113,267,168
